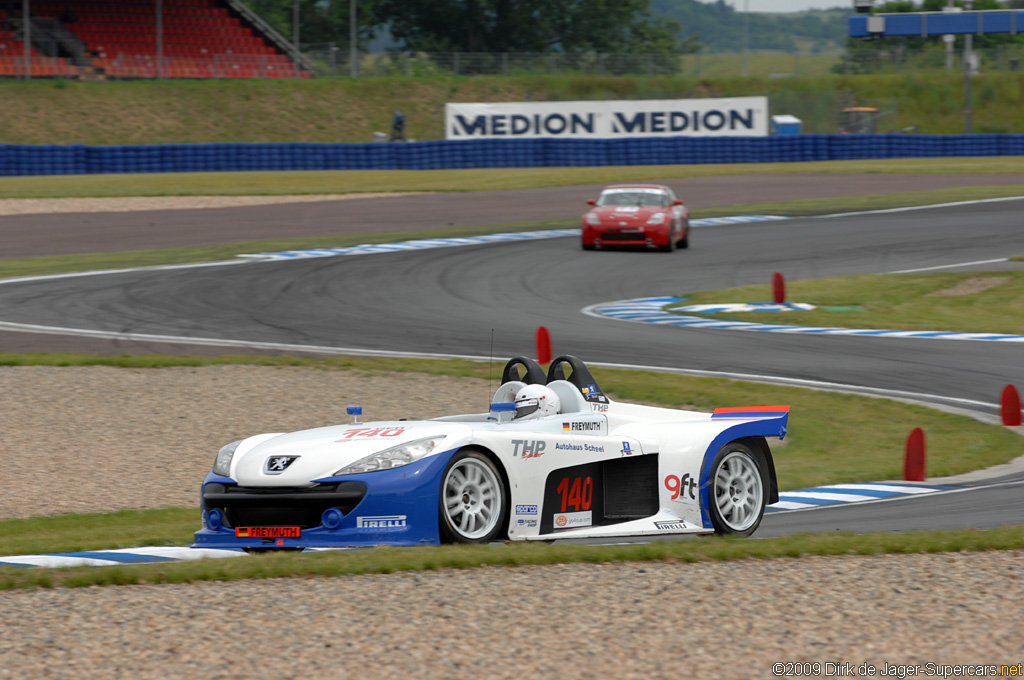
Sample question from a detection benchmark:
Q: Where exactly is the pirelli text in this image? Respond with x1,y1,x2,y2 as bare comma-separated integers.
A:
771,662,1024,678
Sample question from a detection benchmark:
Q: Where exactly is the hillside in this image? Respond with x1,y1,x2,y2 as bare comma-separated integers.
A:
1,73,1022,146
651,0,848,53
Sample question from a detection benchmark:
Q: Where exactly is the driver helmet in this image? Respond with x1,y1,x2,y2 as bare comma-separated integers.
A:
513,384,560,421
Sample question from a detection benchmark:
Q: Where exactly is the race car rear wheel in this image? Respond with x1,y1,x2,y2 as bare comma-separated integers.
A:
439,450,508,543
708,442,768,537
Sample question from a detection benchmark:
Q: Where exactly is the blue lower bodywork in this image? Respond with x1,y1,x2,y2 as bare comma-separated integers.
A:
192,448,458,549
697,414,788,530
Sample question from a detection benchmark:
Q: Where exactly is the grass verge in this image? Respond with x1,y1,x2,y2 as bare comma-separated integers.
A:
0,508,198,556
2,74,1024,142
667,270,1024,335
2,526,1022,591
2,187,1022,280
1,158,1023,199
691,185,1024,219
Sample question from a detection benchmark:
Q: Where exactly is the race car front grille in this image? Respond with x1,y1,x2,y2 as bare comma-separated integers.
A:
603,455,659,520
599,232,646,242
203,482,367,530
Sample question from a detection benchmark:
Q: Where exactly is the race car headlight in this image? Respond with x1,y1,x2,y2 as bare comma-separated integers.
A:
213,440,242,477
646,212,666,225
333,436,447,475
586,212,601,225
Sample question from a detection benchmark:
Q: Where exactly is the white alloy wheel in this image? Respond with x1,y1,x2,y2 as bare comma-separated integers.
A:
441,452,505,542
711,446,765,535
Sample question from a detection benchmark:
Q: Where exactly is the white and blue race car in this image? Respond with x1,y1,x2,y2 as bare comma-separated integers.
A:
193,355,788,549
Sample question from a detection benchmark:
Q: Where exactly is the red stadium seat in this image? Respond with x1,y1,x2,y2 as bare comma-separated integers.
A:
28,0,304,80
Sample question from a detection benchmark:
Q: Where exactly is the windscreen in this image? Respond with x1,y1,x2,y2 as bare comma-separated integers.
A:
597,189,669,207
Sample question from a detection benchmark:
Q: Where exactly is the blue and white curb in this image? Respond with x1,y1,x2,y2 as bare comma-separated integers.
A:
238,216,786,261
678,302,815,313
767,482,956,512
587,296,1024,343
0,546,353,568
238,229,580,260
0,546,247,568
689,215,786,227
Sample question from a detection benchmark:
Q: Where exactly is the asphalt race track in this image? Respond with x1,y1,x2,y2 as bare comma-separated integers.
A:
2,185,1024,537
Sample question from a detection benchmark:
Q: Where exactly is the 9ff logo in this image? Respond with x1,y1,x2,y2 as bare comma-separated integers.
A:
664,473,696,502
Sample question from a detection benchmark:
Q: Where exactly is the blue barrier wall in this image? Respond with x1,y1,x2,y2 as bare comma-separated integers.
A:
2,135,1023,175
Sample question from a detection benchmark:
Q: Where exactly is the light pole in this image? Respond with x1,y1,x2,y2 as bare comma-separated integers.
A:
156,0,164,79
963,0,973,133
350,0,357,78
742,0,749,77
22,0,30,80
293,0,299,78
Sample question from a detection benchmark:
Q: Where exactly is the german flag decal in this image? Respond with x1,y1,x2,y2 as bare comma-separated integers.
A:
235,527,301,539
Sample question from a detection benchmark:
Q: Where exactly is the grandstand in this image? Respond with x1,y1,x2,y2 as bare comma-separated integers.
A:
0,0,310,79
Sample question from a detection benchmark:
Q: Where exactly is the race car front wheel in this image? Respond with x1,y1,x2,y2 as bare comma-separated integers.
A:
439,450,508,543
677,227,689,249
708,442,768,537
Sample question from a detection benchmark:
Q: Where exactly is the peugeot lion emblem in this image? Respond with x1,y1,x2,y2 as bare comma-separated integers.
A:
265,456,299,474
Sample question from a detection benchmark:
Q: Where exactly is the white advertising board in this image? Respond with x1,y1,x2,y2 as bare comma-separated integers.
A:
445,97,769,140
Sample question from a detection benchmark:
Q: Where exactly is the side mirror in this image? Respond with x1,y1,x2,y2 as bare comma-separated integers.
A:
674,199,684,206
587,199,596,206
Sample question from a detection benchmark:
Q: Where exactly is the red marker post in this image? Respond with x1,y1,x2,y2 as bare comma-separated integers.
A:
772,272,786,304
1001,384,1022,426
904,427,926,482
536,326,552,365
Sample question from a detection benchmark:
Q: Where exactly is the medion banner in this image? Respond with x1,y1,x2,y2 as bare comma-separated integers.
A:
445,97,769,140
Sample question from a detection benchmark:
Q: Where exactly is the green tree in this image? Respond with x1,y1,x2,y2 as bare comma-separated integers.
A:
243,0,381,49
372,0,691,53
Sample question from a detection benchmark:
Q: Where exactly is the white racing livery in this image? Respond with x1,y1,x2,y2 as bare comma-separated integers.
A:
194,355,788,549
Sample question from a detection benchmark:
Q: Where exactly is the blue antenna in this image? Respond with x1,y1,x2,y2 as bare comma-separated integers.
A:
346,405,362,423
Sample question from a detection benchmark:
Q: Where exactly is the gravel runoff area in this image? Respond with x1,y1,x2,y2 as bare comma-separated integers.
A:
3,364,1024,678
1,553,1022,679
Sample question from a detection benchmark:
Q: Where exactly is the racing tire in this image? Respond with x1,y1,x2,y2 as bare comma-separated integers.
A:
708,442,768,537
658,235,675,253
678,228,689,249
439,450,508,544
582,241,596,251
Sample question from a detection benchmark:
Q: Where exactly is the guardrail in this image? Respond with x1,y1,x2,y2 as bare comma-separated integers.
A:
2,135,1023,175
3,47,1021,81
300,47,1024,79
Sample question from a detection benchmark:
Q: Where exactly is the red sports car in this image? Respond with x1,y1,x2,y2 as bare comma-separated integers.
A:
581,184,689,252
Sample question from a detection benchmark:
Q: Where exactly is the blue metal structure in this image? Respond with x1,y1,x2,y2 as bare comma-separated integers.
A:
2,136,1024,176
848,7,1023,133
850,9,1024,37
